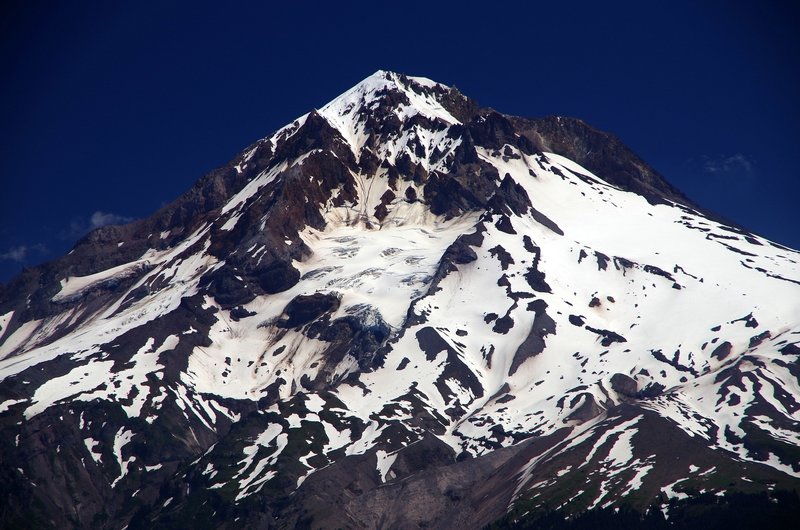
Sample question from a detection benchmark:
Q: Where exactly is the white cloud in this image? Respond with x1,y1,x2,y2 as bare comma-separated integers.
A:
61,211,135,240
702,153,754,175
0,244,48,263
88,211,134,230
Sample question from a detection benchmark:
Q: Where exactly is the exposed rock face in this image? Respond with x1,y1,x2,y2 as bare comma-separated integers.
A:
511,115,691,207
610,372,638,397
280,293,341,328
1,70,799,529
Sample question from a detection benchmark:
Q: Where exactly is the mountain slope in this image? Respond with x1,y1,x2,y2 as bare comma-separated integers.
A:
1,70,799,529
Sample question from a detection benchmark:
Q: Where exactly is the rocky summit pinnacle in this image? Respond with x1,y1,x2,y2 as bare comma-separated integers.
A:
1,71,799,529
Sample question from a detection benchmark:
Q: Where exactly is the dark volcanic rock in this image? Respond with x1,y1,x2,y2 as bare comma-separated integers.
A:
416,326,457,361
202,265,256,308
489,245,515,270
585,325,627,347
566,393,603,423
424,172,487,218
281,293,340,328
488,174,532,216
749,331,771,349
610,373,638,397
568,314,585,327
256,259,301,294
444,237,479,265
508,299,556,375
711,341,733,360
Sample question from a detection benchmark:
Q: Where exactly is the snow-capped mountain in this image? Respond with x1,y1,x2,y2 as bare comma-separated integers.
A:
1,70,799,529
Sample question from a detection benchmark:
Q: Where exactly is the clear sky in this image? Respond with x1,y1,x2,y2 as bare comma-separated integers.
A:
1,0,797,283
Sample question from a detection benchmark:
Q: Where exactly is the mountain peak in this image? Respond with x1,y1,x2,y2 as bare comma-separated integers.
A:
1,71,798,529
316,70,464,160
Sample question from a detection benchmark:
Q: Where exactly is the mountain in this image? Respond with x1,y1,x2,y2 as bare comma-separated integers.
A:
1,70,799,529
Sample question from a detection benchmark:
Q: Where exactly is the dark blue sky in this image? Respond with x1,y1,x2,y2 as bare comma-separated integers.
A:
1,1,798,283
